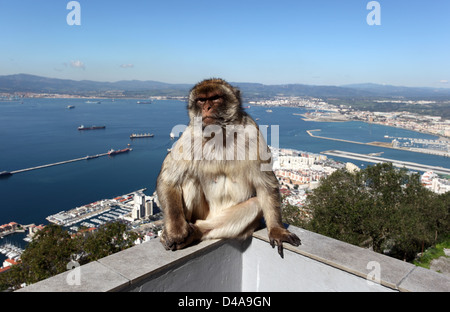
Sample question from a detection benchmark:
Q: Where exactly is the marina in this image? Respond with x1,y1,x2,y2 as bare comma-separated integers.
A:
46,188,148,228
321,150,450,175
0,243,24,262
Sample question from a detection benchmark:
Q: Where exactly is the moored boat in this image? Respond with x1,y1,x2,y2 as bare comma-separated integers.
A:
108,148,132,156
78,125,106,130
130,133,154,139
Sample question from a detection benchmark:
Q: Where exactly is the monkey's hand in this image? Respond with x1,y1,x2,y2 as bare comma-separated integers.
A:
268,227,301,258
160,222,201,251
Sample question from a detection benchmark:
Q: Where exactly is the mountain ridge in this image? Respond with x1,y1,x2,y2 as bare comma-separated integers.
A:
1,73,450,99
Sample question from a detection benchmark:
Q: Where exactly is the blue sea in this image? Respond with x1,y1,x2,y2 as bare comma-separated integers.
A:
0,98,448,261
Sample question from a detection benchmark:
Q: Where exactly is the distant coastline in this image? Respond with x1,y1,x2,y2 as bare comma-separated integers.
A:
294,113,348,123
306,129,450,158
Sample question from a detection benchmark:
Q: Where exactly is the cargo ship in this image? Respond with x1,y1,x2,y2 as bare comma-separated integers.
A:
130,133,154,139
108,148,132,156
78,125,106,130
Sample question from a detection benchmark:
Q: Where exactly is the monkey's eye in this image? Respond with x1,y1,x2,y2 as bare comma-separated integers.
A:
196,98,207,104
210,95,223,103
196,95,223,106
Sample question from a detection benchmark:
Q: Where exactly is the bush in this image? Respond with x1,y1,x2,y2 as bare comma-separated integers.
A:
305,163,448,262
0,222,138,291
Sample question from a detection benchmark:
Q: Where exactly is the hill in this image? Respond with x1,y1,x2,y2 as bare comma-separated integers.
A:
2,74,450,100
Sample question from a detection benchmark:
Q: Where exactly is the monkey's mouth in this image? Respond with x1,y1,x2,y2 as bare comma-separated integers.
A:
202,116,218,124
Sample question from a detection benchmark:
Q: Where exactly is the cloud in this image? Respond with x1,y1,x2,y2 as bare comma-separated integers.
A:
439,79,448,84
120,63,134,68
70,60,86,70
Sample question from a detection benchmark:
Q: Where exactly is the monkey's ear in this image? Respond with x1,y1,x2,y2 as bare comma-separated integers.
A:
232,87,242,103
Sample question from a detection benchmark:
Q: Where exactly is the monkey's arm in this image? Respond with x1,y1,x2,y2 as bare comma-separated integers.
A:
156,159,199,251
255,171,301,258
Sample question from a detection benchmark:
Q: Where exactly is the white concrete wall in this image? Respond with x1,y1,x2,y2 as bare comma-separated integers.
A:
241,238,392,292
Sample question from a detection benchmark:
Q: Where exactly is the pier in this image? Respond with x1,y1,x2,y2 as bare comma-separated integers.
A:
322,150,450,175
306,129,391,147
9,153,109,175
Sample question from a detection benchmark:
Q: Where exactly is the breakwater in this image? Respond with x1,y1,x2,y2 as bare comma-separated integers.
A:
307,129,391,147
307,129,449,157
322,150,450,175
10,153,108,175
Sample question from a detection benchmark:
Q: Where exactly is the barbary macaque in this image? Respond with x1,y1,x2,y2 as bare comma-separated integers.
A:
157,78,301,257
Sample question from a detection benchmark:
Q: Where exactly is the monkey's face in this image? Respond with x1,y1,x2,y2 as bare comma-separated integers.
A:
188,79,242,127
195,92,225,126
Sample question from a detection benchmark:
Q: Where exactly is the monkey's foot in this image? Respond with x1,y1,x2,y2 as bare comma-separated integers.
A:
268,227,301,259
160,223,201,251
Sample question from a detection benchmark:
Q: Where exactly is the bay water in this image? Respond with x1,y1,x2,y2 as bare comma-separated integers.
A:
0,98,448,262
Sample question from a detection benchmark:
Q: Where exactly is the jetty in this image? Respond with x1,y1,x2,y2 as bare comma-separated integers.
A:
9,153,109,175
306,129,381,146
322,150,450,175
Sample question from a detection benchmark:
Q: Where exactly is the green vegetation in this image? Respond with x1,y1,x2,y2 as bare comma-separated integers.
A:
414,235,450,269
283,163,449,263
0,222,138,291
2,164,448,290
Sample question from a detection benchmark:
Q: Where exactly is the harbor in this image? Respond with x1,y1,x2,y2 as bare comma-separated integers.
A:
0,243,24,262
46,188,157,230
321,150,450,175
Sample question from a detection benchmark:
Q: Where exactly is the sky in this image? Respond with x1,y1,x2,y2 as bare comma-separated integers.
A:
0,0,449,88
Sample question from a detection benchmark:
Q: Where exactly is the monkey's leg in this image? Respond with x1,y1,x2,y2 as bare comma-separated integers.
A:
194,197,263,240
158,180,197,251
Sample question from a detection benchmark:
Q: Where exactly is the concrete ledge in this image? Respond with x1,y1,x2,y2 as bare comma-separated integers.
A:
252,226,450,292
17,226,450,292
17,238,226,292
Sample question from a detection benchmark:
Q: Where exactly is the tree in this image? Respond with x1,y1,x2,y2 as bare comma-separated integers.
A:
282,199,308,228
306,163,448,261
307,169,372,248
10,224,80,287
0,222,138,291
81,222,138,262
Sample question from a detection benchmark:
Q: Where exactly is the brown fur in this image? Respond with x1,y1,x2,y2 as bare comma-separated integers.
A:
157,78,300,257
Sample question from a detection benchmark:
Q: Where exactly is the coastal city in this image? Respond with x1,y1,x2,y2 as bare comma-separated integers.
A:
1,94,450,275
250,96,450,139
2,140,449,273
1,189,164,273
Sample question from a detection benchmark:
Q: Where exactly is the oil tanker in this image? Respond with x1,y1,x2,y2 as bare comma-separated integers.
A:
108,148,132,156
130,133,154,139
